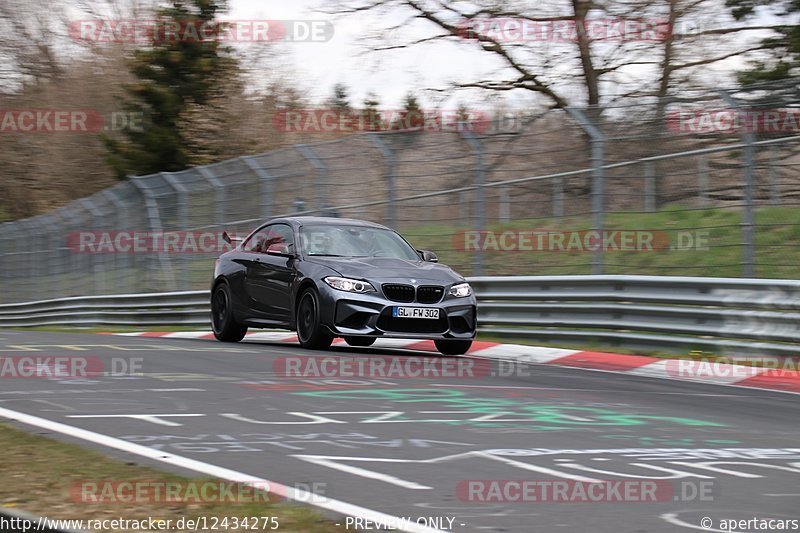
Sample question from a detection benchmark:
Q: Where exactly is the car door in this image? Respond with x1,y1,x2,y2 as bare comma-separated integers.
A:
242,224,296,323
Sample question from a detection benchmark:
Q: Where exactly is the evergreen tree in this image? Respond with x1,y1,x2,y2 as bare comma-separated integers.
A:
726,0,800,83
394,91,423,130
328,83,352,112
105,0,237,178
361,92,382,131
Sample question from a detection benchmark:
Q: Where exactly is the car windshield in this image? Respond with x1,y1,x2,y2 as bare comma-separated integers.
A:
299,224,420,261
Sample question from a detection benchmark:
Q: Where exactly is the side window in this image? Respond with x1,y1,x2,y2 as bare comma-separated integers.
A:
243,227,268,253
243,224,295,254
264,224,295,254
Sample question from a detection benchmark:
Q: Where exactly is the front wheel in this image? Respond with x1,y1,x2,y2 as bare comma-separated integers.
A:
211,283,248,342
434,339,472,356
344,336,376,347
296,288,334,350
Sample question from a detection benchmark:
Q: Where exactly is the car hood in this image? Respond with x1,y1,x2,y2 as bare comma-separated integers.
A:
305,256,464,284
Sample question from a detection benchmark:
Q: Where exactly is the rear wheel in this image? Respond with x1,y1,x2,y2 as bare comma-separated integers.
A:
211,283,247,342
296,288,334,350
434,339,472,356
344,336,376,347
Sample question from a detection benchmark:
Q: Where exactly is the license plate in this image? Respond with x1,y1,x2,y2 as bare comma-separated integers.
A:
393,307,440,319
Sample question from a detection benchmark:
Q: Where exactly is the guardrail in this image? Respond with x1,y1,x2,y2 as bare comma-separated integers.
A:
1,276,798,355
0,291,210,327
471,276,800,356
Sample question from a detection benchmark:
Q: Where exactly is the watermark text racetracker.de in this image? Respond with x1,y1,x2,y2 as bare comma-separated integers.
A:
667,356,800,379
70,19,333,43
68,229,359,254
0,109,144,133
454,229,710,252
68,231,246,254
273,109,490,133
458,479,715,503
71,479,330,505
0,356,143,379
72,479,276,504
668,109,800,134
273,355,530,379
457,17,671,42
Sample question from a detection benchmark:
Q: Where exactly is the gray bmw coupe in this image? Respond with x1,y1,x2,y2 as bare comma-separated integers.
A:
211,217,477,355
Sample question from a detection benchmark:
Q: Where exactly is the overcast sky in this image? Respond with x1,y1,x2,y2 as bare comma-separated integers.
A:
224,0,786,109
35,0,796,108
229,0,537,109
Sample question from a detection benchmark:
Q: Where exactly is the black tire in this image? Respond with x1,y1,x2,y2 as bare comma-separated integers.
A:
211,282,248,342
434,339,472,356
344,336,376,347
296,288,334,350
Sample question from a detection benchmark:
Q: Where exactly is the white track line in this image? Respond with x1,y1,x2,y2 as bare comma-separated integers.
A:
470,344,578,364
162,332,214,339
0,406,445,533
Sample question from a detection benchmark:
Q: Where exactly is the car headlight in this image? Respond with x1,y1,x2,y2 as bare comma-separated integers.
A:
324,276,376,294
449,282,472,298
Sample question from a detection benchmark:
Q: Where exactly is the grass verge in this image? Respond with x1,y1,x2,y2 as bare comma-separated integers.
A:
0,422,339,532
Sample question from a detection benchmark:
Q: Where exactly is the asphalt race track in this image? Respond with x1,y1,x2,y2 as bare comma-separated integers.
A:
1,330,799,533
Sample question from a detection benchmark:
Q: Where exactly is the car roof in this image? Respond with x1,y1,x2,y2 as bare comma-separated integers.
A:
264,216,392,231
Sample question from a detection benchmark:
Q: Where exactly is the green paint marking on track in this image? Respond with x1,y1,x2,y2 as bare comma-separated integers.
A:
295,388,725,429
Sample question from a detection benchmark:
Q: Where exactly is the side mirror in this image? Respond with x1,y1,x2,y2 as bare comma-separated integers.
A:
266,243,295,258
418,249,438,263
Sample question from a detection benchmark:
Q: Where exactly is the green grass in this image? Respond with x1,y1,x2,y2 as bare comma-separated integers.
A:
0,423,339,531
398,203,800,278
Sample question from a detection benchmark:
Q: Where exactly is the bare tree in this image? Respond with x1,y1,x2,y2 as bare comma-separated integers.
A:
322,0,785,108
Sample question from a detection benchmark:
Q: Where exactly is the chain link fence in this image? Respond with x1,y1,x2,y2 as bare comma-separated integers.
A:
2,85,799,304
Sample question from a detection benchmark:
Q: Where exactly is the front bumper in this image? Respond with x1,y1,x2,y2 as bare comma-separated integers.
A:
317,286,477,340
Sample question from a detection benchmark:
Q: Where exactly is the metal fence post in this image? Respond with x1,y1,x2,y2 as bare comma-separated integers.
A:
159,172,190,290
0,225,11,302
697,155,709,206
160,172,189,230
197,166,227,227
23,219,44,300
130,176,177,292
460,130,486,276
80,198,107,295
499,186,510,223
553,177,564,218
741,136,757,277
242,156,274,221
459,191,469,221
296,144,328,214
368,133,396,227
39,213,58,295
766,146,780,205
566,107,605,275
5,221,25,302
60,206,86,297
102,188,132,293
644,162,656,212
719,90,756,278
